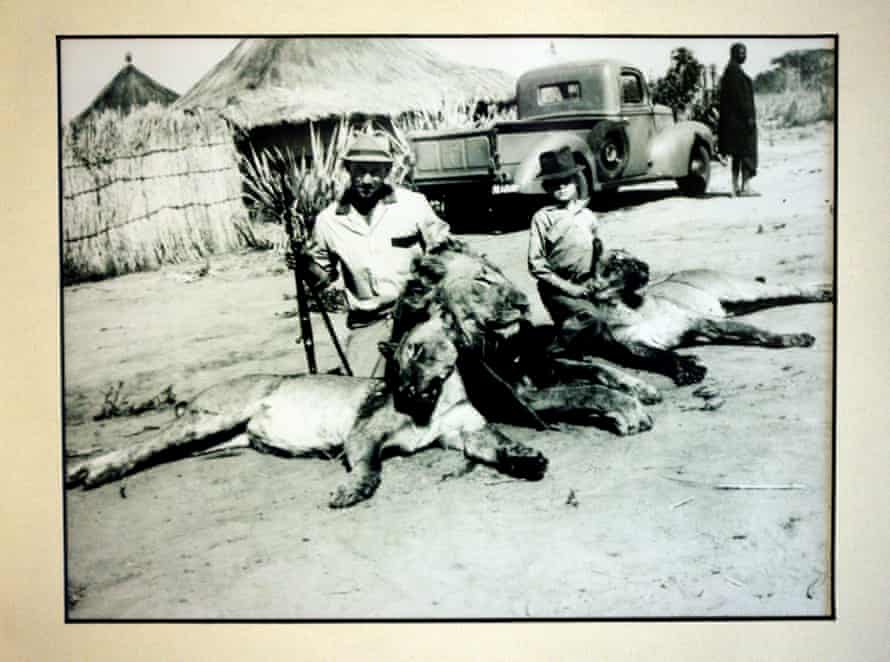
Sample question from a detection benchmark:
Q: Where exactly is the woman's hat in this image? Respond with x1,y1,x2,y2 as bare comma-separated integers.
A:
537,146,581,181
343,133,394,164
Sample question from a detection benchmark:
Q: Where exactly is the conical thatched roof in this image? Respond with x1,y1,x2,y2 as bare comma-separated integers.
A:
74,54,179,124
175,38,516,129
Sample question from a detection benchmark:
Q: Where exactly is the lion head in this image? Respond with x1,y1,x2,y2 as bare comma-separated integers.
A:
379,311,457,423
381,247,533,420
594,249,651,305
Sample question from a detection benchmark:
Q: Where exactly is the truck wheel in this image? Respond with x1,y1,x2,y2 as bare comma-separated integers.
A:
677,143,711,197
588,121,629,181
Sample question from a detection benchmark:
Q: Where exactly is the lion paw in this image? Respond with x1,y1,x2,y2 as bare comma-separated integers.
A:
790,333,815,347
604,406,653,436
495,445,548,481
66,461,118,489
440,459,477,482
815,284,833,302
605,369,662,404
630,380,661,405
65,463,88,488
673,355,707,386
329,472,382,509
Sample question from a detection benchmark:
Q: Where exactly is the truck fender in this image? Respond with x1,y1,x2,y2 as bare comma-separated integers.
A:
649,121,714,177
512,133,598,195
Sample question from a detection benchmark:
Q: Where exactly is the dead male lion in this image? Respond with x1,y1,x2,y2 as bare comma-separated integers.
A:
383,247,660,436
558,248,832,384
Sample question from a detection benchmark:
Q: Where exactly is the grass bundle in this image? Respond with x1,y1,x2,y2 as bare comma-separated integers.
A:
396,98,518,133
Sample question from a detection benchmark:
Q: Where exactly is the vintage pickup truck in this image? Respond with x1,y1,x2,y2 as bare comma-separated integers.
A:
407,59,715,221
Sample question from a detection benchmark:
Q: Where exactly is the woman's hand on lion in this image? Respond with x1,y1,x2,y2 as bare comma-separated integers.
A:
584,279,616,302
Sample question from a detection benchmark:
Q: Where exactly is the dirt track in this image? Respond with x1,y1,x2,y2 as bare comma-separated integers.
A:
64,123,834,619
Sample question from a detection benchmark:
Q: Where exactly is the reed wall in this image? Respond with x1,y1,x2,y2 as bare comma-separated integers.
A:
62,105,255,283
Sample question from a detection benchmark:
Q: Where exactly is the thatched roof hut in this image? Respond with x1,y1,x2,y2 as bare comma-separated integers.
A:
174,38,516,130
73,54,179,125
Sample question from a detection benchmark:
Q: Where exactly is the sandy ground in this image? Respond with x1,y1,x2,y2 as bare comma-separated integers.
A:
63,123,834,619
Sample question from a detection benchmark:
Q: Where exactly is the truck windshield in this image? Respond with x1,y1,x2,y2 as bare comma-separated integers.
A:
538,82,581,105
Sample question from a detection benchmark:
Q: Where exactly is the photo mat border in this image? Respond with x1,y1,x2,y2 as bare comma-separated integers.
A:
57,32,838,624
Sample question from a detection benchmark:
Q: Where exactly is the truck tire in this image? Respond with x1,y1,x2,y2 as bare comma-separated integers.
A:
587,121,630,181
677,142,711,197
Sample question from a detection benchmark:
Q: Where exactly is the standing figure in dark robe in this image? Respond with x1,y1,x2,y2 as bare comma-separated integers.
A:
719,43,759,196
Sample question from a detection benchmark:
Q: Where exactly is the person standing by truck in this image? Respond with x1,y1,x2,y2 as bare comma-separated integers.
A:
719,42,760,197
527,146,603,333
289,132,452,377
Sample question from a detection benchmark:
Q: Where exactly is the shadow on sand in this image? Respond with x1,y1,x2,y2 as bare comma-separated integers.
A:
589,188,733,213
441,180,737,236
447,187,733,235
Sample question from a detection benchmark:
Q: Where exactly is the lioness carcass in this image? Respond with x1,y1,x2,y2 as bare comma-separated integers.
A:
66,370,549,507
558,248,833,384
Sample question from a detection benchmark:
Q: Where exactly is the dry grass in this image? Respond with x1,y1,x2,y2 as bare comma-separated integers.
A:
396,100,517,133
756,87,834,129
73,62,178,126
65,103,226,164
175,38,515,130
62,105,258,284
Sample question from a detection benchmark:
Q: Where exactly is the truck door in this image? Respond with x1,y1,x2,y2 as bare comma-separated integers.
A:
619,68,656,177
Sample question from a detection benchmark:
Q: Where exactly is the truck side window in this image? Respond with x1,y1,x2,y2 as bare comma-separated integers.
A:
621,72,644,104
538,81,581,105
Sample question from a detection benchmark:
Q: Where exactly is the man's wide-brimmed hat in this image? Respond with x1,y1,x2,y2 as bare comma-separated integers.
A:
537,146,581,181
343,133,394,164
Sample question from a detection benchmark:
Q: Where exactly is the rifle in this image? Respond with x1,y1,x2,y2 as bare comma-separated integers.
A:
279,170,352,376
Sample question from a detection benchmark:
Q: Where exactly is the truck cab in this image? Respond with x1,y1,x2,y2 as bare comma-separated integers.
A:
408,59,714,222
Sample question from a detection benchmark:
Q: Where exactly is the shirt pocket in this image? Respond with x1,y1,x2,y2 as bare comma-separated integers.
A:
390,231,424,249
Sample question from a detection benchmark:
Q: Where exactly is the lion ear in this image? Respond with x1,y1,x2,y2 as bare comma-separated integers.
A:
378,341,397,358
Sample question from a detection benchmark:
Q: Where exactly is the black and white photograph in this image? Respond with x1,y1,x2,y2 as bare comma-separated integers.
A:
59,36,836,620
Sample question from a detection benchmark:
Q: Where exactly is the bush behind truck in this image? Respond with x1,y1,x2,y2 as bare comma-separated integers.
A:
407,59,715,227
